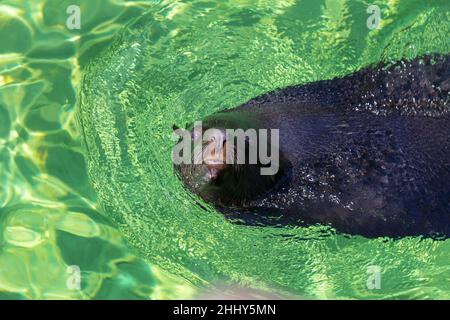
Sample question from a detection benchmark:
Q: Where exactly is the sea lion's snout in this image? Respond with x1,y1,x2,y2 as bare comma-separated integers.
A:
174,124,229,190
194,128,228,181
174,116,289,207
203,142,228,181
202,132,227,166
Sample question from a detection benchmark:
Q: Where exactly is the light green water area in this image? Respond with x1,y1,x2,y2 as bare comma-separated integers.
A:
1,0,449,299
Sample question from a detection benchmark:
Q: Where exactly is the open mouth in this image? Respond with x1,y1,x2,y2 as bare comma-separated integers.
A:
202,158,225,181
206,167,221,181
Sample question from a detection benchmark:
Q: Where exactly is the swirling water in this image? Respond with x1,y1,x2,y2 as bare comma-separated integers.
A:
1,0,450,299
0,0,194,300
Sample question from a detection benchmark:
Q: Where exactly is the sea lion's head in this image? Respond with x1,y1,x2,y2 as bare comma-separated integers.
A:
173,112,288,207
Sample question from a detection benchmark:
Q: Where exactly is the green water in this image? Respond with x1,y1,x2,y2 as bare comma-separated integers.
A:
1,0,450,299
0,0,194,300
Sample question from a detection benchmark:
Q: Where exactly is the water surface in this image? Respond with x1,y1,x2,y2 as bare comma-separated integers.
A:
1,0,450,299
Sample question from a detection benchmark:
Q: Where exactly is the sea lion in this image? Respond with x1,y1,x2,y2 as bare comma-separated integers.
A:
175,54,450,238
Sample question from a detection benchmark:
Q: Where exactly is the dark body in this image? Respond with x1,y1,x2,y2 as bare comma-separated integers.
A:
179,54,450,238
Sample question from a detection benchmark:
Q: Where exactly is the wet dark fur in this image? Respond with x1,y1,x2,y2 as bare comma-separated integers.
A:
178,54,450,238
